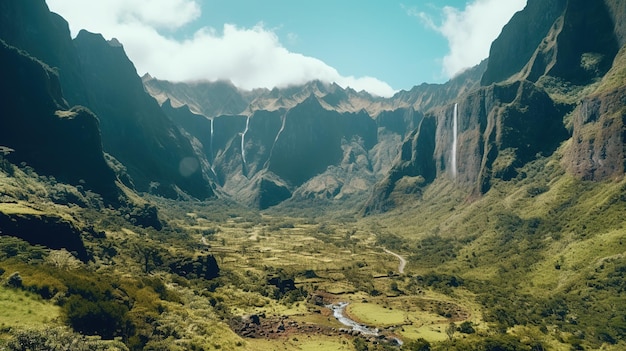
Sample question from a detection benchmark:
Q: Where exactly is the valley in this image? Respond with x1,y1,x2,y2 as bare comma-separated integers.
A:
1,0,626,350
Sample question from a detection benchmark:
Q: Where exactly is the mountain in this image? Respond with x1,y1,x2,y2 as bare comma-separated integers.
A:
365,0,626,213
143,76,257,117
1,0,626,350
0,39,117,200
0,0,215,200
146,62,483,209
71,31,214,199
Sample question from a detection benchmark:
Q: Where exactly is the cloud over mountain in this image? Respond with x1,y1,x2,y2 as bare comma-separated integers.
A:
46,0,396,97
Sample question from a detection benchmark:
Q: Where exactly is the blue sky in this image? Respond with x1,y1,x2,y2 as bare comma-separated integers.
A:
46,0,526,96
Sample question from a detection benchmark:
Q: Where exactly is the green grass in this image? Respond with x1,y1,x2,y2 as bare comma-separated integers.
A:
0,285,61,329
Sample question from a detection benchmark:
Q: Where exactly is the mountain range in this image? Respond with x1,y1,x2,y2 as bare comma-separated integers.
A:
1,0,626,349
0,0,624,213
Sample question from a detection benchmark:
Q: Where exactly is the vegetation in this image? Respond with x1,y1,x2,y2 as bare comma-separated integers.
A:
1,128,626,351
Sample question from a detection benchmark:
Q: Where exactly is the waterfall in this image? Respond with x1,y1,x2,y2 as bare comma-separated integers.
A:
452,103,458,179
241,116,250,166
264,113,287,168
209,118,216,174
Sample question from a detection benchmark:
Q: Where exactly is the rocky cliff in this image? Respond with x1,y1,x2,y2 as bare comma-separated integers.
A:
0,0,215,200
147,60,482,209
0,39,118,200
366,0,626,213
71,31,215,199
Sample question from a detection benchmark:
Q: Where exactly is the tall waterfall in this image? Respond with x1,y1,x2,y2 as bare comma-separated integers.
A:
452,103,458,178
264,113,287,169
210,118,215,174
241,116,250,166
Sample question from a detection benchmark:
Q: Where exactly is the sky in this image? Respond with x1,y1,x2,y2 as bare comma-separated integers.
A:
46,0,527,97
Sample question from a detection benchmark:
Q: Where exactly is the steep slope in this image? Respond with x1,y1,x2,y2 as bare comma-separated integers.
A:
161,94,379,208
367,0,626,214
0,0,87,105
72,31,214,199
483,0,623,86
0,39,118,200
146,60,483,209
564,46,626,180
365,80,568,213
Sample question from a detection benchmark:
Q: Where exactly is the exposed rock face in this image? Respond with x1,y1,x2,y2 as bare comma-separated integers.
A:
149,63,482,209
0,39,118,200
0,211,90,262
144,77,255,117
483,0,624,86
72,31,214,199
365,81,568,214
565,48,626,180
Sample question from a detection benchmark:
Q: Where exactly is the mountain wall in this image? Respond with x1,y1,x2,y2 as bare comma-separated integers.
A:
0,0,215,200
0,39,118,200
147,62,482,209
72,31,214,199
366,0,626,213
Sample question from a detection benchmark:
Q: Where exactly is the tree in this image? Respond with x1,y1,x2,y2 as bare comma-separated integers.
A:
403,338,431,351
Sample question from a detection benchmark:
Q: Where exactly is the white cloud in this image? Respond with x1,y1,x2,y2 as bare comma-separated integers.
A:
46,0,396,97
413,0,527,78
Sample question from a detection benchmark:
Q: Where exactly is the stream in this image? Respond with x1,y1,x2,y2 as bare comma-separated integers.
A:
329,302,403,346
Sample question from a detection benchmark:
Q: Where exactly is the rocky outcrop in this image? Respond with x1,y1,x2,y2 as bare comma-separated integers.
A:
168,255,220,280
0,211,91,262
564,47,626,180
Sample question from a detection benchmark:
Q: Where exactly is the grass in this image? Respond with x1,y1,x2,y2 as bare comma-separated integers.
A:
2,148,626,351
245,335,355,351
0,285,61,329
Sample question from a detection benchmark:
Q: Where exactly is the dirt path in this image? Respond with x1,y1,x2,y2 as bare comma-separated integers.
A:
383,248,407,274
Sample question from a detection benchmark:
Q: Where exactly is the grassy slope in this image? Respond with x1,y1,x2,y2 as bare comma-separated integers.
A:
365,143,626,349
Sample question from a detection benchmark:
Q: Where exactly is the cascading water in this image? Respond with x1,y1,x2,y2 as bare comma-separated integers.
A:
264,113,287,168
209,118,216,174
452,103,458,179
241,116,250,166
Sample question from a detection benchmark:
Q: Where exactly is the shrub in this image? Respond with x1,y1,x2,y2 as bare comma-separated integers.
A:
63,295,132,339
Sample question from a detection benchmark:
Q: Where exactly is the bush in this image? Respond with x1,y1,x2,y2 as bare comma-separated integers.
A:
63,295,132,339
6,327,129,351
6,272,22,288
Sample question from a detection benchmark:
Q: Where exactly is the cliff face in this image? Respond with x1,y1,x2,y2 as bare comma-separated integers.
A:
147,58,482,209
0,39,118,200
71,31,214,199
0,0,87,105
161,94,380,208
483,0,623,86
365,0,626,213
0,0,215,200
364,81,568,213
564,47,626,180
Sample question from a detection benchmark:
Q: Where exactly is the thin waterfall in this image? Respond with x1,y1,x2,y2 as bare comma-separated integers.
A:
264,113,287,169
452,103,458,179
209,118,216,174
241,116,250,166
